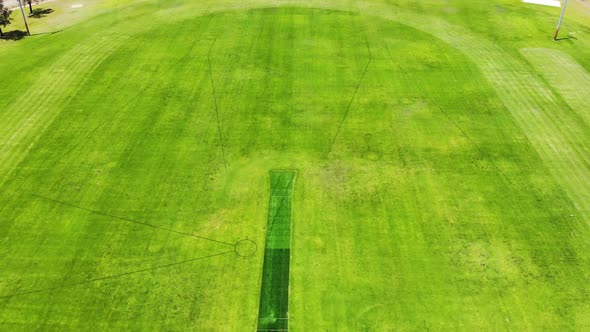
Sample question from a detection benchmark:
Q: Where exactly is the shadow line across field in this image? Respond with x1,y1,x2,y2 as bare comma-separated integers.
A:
31,193,236,246
0,250,234,300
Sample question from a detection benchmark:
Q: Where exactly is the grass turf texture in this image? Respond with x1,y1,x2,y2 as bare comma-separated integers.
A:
257,171,295,331
1,0,590,330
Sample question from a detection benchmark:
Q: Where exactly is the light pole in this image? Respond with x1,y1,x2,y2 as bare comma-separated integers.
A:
17,0,30,36
554,0,569,41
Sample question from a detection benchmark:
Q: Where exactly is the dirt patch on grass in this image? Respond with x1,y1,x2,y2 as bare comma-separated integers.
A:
577,0,590,12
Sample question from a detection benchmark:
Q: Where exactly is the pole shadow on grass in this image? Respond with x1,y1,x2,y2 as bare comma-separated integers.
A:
555,35,577,41
29,8,53,18
32,29,63,36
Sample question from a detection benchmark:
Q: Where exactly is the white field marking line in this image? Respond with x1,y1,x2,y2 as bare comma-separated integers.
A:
71,4,83,8
523,0,561,7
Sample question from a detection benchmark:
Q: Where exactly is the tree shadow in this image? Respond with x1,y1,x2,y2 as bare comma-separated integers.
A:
29,8,54,18
0,30,28,41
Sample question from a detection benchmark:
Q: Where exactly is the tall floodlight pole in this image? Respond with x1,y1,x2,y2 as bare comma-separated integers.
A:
17,0,30,36
554,0,569,41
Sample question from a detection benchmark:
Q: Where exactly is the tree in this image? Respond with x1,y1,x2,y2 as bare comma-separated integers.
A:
24,0,39,14
0,0,12,37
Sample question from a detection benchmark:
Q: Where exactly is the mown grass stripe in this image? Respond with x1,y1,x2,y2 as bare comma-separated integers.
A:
0,12,182,188
354,1,590,219
257,171,296,331
520,48,590,129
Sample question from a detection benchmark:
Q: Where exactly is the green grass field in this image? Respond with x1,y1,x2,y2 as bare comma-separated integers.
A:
1,0,590,330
